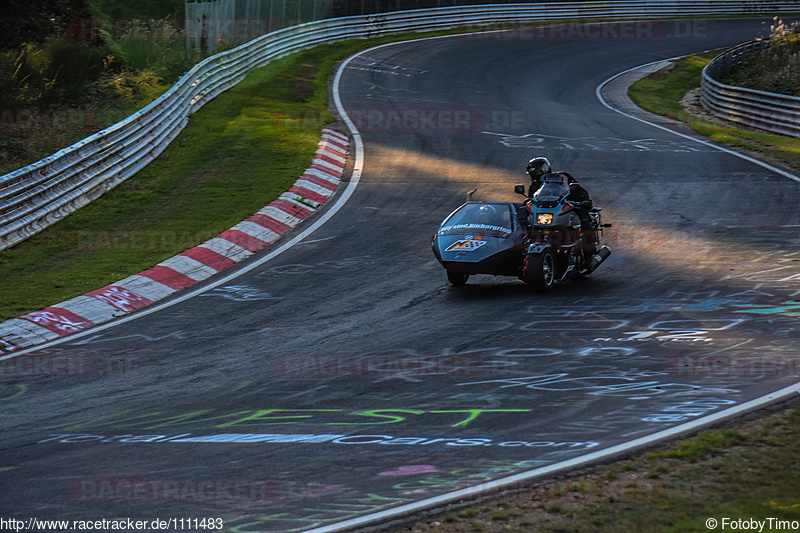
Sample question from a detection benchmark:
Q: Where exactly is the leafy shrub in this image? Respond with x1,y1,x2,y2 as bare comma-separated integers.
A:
726,18,800,96
2,37,111,107
100,69,166,105
101,19,190,81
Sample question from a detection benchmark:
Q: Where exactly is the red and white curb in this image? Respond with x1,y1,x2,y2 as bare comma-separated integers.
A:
0,128,349,354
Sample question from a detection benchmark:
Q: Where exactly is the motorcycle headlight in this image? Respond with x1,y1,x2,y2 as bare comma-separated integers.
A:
536,213,554,225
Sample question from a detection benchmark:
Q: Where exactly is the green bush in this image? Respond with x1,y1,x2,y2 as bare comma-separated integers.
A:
101,19,191,80
1,37,111,107
100,69,167,106
0,12,190,173
726,17,800,96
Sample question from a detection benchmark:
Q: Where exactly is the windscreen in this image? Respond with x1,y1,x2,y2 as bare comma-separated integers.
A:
534,173,570,203
438,202,514,238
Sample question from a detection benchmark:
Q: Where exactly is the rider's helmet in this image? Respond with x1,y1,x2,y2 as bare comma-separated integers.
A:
526,157,551,181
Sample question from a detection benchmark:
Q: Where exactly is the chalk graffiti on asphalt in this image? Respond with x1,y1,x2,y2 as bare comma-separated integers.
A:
39,432,601,450
48,408,533,431
456,370,686,395
0,384,27,401
200,285,283,302
483,131,715,152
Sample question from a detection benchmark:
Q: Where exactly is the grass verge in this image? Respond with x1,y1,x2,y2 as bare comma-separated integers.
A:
628,50,800,172
0,47,326,320
402,404,800,532
0,30,459,321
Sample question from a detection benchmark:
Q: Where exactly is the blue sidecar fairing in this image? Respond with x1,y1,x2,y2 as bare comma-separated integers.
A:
432,201,527,277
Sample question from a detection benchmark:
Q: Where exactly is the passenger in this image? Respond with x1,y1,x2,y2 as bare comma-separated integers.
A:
477,204,497,222
560,172,592,214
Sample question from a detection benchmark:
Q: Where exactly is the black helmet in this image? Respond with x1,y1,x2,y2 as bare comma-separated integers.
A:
526,157,551,180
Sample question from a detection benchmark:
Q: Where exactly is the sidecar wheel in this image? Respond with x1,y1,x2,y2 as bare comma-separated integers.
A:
446,270,469,286
524,251,555,292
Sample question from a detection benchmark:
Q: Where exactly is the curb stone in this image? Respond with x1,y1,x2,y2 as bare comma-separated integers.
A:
0,128,349,354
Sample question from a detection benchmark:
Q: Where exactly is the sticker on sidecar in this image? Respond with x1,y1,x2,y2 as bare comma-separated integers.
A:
442,224,512,235
445,240,488,252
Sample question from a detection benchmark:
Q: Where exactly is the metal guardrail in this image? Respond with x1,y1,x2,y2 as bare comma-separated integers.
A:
2,1,799,250
701,40,800,137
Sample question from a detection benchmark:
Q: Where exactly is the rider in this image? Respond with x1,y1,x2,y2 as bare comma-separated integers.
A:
526,156,551,196
528,158,598,263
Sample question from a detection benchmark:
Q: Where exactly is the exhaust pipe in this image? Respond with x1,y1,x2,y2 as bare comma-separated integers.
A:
586,245,611,273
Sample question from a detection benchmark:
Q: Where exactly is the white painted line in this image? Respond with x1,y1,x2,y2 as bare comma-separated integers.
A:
307,383,800,533
595,59,800,183
0,49,366,358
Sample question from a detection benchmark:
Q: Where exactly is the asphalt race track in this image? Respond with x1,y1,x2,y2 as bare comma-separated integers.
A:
2,16,800,533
